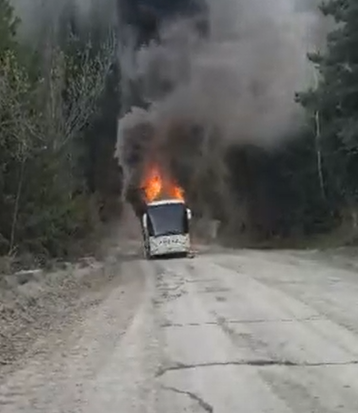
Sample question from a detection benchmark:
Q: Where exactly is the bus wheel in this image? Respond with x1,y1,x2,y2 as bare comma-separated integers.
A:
144,244,151,260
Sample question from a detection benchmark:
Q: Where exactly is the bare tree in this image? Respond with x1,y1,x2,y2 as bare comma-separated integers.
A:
0,25,117,253
36,29,117,151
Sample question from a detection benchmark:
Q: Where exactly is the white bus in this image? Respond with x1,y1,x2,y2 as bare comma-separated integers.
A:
141,199,192,259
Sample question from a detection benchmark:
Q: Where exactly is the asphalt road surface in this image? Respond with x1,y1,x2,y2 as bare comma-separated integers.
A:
2,248,358,412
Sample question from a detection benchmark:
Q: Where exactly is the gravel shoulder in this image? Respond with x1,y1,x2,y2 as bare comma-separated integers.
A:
0,221,143,375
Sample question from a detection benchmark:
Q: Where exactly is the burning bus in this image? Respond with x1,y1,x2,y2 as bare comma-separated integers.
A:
140,165,192,259
116,1,207,258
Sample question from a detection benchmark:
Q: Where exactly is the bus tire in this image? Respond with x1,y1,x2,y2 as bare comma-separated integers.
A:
144,244,151,260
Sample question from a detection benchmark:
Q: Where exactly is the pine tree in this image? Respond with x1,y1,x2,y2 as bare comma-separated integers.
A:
297,0,358,207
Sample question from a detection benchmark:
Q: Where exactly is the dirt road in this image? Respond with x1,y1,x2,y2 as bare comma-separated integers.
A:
2,248,358,412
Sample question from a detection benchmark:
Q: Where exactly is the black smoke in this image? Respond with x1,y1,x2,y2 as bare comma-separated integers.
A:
115,0,324,229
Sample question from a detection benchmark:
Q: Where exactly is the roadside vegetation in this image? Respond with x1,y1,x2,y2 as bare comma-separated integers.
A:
293,0,358,242
0,0,121,267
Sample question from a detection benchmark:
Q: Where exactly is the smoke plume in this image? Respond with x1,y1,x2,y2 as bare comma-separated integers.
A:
115,0,325,215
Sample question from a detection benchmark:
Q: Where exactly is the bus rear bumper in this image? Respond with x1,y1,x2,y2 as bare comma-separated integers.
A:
148,234,190,258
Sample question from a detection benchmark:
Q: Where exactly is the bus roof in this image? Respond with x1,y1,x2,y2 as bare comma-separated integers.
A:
147,199,185,207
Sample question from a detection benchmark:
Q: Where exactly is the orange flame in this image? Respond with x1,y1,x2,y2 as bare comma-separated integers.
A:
141,165,184,203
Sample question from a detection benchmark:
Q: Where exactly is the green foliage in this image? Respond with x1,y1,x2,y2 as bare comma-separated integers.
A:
285,0,358,242
0,0,118,258
297,0,358,208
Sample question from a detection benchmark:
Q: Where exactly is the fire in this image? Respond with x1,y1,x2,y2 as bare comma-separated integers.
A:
141,164,184,203
142,165,162,202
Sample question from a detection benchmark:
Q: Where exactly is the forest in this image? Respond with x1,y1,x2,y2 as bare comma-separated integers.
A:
0,0,121,261
0,0,357,261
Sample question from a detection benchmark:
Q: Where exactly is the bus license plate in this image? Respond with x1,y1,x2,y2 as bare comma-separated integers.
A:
161,237,178,245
